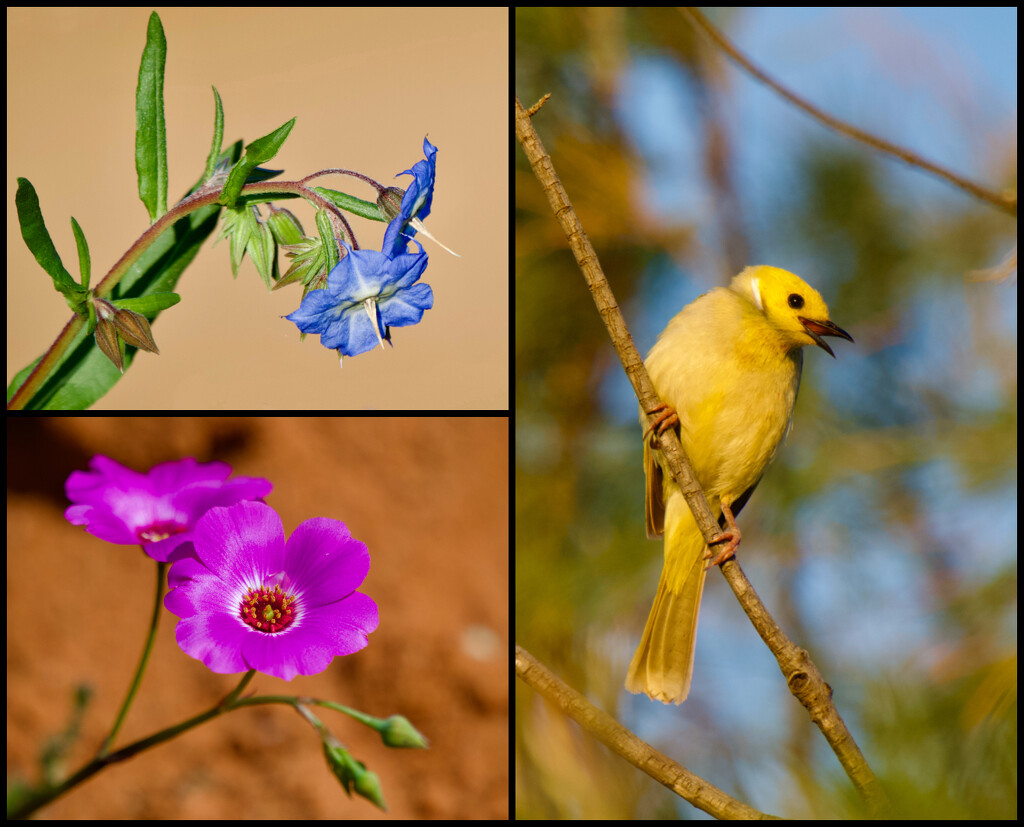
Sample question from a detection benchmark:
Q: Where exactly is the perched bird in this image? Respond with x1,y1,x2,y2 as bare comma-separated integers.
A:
626,265,853,704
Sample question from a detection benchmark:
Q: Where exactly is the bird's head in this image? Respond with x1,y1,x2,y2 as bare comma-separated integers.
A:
732,265,854,357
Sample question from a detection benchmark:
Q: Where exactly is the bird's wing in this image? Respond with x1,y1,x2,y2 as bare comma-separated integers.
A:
644,438,666,538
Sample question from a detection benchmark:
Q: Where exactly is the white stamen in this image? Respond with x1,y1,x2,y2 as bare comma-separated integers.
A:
363,299,386,349
409,217,461,257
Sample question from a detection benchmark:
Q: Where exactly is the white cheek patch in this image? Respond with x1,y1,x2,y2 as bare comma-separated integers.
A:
750,277,764,311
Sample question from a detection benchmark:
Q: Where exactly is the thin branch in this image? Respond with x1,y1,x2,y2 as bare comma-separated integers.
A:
515,94,891,818
515,645,778,820
514,94,723,549
680,7,1016,217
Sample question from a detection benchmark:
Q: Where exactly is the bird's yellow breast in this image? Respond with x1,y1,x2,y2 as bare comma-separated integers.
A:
644,282,803,503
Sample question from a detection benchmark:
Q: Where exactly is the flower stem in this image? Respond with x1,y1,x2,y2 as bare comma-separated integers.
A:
9,683,422,819
95,558,167,759
13,672,262,818
308,698,383,729
219,669,256,709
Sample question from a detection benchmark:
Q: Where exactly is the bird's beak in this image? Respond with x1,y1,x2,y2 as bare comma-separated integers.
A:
799,317,854,358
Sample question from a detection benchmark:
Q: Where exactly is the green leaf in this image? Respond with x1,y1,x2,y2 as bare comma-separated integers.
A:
248,215,279,291
202,87,225,185
70,217,91,290
218,118,296,208
135,11,168,221
6,142,242,410
14,178,88,312
109,292,181,316
314,187,385,223
6,356,43,405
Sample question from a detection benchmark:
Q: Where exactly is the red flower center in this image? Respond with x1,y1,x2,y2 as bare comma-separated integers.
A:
240,584,299,633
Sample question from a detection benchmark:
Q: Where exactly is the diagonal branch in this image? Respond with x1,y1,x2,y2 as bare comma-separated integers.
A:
515,93,890,818
515,645,777,819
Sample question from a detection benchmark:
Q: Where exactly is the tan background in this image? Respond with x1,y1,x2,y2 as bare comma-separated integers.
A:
7,417,509,818
7,9,508,410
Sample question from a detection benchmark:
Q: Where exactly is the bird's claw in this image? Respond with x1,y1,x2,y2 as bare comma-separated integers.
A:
644,403,680,446
704,499,741,570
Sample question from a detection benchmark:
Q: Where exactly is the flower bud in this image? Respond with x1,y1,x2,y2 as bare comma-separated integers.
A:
92,298,160,373
352,767,386,812
109,306,160,354
322,739,388,811
376,187,406,223
380,715,429,749
267,205,305,246
94,313,125,374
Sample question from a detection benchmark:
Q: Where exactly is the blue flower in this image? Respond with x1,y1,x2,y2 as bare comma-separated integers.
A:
285,240,432,358
382,138,437,258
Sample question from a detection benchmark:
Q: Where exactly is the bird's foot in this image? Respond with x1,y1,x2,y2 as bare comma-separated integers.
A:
705,499,741,569
644,402,679,445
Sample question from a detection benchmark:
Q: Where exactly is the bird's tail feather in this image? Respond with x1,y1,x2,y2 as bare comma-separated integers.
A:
625,496,708,704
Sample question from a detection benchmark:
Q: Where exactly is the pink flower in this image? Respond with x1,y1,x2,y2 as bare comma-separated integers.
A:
65,455,273,562
164,501,379,681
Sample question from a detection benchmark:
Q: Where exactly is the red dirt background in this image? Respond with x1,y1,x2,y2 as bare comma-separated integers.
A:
6,417,508,819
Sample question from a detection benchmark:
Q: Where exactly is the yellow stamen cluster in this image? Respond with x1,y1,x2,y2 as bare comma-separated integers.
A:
240,583,298,633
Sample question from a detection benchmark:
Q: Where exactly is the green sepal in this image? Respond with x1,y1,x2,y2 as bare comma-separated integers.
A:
248,214,279,290
273,234,326,292
86,297,97,336
316,208,341,274
217,204,280,289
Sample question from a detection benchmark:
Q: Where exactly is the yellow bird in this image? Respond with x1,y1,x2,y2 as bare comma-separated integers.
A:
626,265,853,704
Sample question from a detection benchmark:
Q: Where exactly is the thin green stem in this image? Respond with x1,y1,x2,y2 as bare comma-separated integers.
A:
95,557,168,758
218,668,256,709
9,676,423,819
306,698,385,730
10,671,257,819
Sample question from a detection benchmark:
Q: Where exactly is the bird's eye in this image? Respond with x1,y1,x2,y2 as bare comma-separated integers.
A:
788,294,804,309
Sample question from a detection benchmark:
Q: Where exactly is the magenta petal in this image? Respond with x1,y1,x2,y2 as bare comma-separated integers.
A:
191,501,286,588
64,455,273,561
318,592,380,651
284,517,371,602
175,612,250,674
164,501,378,680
